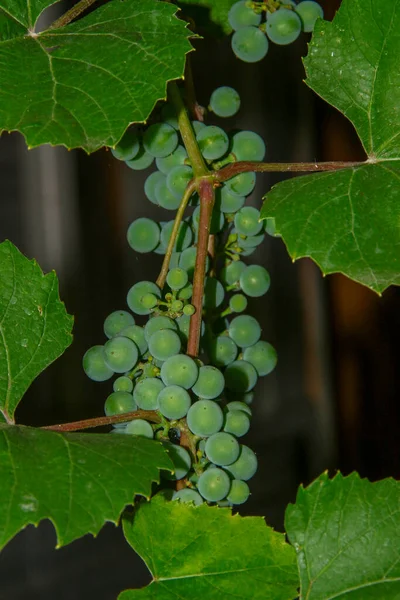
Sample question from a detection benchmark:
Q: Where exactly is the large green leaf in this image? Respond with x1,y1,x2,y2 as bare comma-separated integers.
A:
0,0,192,152
261,0,400,293
0,425,173,550
177,0,236,35
0,241,73,423
285,472,400,599
119,494,298,599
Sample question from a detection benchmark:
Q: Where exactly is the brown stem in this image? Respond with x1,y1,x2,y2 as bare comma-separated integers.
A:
187,179,215,357
41,410,161,433
49,0,98,29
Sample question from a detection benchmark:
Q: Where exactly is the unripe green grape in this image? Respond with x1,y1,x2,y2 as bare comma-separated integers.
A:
155,179,181,211
103,337,139,373
160,220,193,252
133,377,165,410
197,467,231,502
178,283,193,301
266,8,302,45
127,218,160,253
187,399,224,436
158,385,191,419
295,1,323,32
167,165,193,196
227,479,250,504
192,205,225,234
192,366,225,400
83,345,114,381
171,299,184,312
111,129,140,161
228,0,262,30
141,293,158,309
166,267,189,291
224,360,258,392
263,217,280,237
243,341,277,376
226,401,252,416
172,488,203,505
231,26,269,63
208,336,238,367
163,442,192,480
196,126,229,160
229,314,261,347
224,409,250,437
231,130,266,161
144,316,177,342
224,444,258,481
220,260,246,286
225,171,256,196
183,304,195,316
156,145,188,174
179,247,210,279
169,252,181,269
161,354,199,389
143,123,178,158
113,376,134,393
104,310,135,339
209,86,241,118
205,432,240,466
149,329,181,361
161,104,179,129
239,232,265,248
218,186,245,213
229,294,248,313
104,391,136,417
144,171,165,204
127,281,161,315
234,207,263,236
124,419,154,438
240,264,270,297
203,278,225,310
119,325,148,355
125,147,154,170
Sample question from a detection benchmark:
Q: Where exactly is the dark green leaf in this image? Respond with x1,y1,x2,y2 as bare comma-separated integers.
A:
119,494,298,599
285,471,400,599
0,425,173,550
0,241,73,422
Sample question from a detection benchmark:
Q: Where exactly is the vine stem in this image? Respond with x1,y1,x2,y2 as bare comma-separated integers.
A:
214,160,366,181
41,410,161,433
49,0,98,29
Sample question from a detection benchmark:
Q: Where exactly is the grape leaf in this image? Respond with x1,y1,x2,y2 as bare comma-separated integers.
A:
285,472,400,599
119,494,298,599
0,424,173,550
177,0,236,35
0,241,73,423
0,0,193,152
261,0,400,293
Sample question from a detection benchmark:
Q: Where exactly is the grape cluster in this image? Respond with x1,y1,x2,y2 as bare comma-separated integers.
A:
83,86,277,506
229,0,324,63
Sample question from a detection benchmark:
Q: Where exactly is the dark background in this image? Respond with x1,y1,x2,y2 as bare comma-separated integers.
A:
0,0,399,598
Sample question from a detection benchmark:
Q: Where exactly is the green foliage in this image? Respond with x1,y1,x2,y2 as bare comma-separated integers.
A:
119,494,298,599
0,0,192,152
261,0,400,293
286,472,400,599
0,241,73,422
0,424,173,550
177,0,237,35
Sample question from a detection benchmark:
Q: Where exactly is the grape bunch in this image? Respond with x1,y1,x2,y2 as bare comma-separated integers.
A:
82,85,277,506
229,0,324,63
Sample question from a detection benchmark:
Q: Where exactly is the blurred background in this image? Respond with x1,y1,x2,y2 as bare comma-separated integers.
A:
0,0,399,598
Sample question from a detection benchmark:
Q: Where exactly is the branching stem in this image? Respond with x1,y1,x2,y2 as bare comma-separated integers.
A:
49,0,98,29
41,410,161,433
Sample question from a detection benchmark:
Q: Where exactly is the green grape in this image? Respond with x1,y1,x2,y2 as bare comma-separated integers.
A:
103,310,135,339
205,432,240,466
225,444,257,480
295,1,323,32
127,281,161,315
243,341,277,376
226,401,252,416
224,409,250,437
176,314,204,344
220,260,246,286
234,207,263,236
191,120,206,135
241,246,257,257
240,264,270,297
225,171,256,196
83,345,114,381
163,442,191,479
141,293,158,309
266,8,302,45
179,247,198,279
124,419,154,438
229,294,248,313
167,165,193,196
158,385,191,419
192,366,225,400
149,329,181,361
125,147,154,170
239,232,265,248
144,315,177,342
192,205,225,234
228,0,262,30
229,314,261,347
160,221,193,252
196,126,229,160
166,267,189,291
264,217,280,237
171,299,183,312
161,104,179,129
154,179,181,211
224,360,258,392
156,145,188,174
111,129,140,161
104,391,136,416
203,278,225,309
227,479,250,504
197,467,231,502
183,304,195,316
208,336,238,367
187,399,223,436
209,86,241,118
172,488,203,505
144,170,165,204
231,130,266,161
133,377,165,410
110,425,127,433
218,186,245,213
103,337,139,373
119,325,148,355
231,26,269,63
113,376,134,393
127,218,160,253
143,123,178,158
161,354,199,389
169,252,181,269
177,283,193,301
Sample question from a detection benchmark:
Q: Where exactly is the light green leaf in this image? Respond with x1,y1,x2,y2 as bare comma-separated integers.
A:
0,424,173,550
0,0,193,152
119,494,298,599
0,241,73,422
285,472,400,599
261,0,400,293
177,0,237,35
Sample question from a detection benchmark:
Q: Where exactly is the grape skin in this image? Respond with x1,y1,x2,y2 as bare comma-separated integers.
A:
295,1,324,32
197,467,231,502
133,377,165,410
158,385,192,419
218,186,246,213
155,179,181,211
103,337,139,373
124,419,154,438
143,123,178,158
149,329,181,361
266,8,302,45
231,26,269,63
234,206,263,237
172,488,203,505
227,479,250,504
229,293,248,313
163,442,192,480
192,365,225,400
228,314,261,347
231,131,266,161
228,1,262,30
205,432,240,466
127,281,161,315
119,325,148,356
103,310,135,339
220,260,246,285
240,265,271,297
224,360,258,392
156,145,188,174
113,376,134,393
208,336,238,367
104,391,136,417
160,221,193,252
209,86,241,118
127,218,160,253
144,316,177,341
224,444,258,481
166,267,189,291
144,171,165,204
224,409,250,437
225,171,256,196
161,354,199,389
243,341,277,376
196,126,229,160
111,130,140,161
187,400,224,436
125,147,154,170
83,346,114,382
